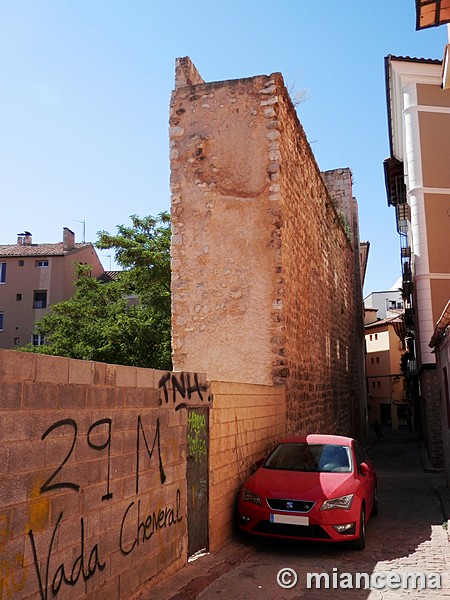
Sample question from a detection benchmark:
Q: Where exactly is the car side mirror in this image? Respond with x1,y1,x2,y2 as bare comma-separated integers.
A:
250,457,264,474
360,462,370,476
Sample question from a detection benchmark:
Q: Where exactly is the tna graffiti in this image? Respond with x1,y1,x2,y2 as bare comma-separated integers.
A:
158,371,211,410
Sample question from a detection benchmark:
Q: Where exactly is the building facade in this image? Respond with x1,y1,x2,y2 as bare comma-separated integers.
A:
0,228,104,349
384,55,450,466
364,313,409,431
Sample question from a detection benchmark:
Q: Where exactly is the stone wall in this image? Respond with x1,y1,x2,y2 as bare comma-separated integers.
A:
170,58,366,439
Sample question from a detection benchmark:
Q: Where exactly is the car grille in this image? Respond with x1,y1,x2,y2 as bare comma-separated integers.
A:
254,520,331,539
266,498,315,512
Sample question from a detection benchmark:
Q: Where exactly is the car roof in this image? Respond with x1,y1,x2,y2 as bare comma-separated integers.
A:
278,434,354,446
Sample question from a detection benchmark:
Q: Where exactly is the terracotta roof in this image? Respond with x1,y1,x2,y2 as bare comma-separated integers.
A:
365,314,404,329
0,242,92,258
98,271,122,283
386,54,442,65
429,300,450,348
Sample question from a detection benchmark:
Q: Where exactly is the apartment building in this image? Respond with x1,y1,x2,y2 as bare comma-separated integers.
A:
0,228,104,349
365,312,408,431
384,55,450,466
364,288,403,321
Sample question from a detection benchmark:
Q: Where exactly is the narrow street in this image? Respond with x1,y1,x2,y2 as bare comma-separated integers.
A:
142,430,450,600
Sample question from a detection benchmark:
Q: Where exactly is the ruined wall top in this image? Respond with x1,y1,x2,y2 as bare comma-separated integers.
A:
175,56,205,89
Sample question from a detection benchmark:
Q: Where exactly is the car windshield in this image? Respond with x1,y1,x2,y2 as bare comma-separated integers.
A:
264,443,352,473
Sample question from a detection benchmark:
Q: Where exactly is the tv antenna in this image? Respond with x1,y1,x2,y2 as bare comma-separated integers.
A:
72,219,86,243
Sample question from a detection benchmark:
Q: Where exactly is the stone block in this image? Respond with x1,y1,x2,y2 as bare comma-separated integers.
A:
0,349,36,382
35,354,69,384
0,381,22,410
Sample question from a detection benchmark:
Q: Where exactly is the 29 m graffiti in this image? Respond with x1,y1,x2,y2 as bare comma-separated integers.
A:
25,415,181,600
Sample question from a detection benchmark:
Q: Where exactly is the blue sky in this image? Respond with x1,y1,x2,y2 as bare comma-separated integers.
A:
0,1,447,295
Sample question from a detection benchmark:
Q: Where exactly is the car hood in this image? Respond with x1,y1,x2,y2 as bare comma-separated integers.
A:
246,467,356,501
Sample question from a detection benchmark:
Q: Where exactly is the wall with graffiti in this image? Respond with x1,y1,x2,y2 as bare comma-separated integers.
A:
0,350,287,598
0,349,211,600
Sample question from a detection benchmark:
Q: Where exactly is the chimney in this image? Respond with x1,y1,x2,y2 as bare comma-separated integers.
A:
63,227,75,250
17,231,32,245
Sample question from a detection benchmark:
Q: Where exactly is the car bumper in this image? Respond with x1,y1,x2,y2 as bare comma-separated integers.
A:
237,500,361,543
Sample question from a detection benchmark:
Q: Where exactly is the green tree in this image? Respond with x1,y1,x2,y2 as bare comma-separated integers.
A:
20,213,172,370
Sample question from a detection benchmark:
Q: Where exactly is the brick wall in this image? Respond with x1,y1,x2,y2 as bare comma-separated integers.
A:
208,382,286,550
0,349,287,597
170,58,366,440
0,350,192,600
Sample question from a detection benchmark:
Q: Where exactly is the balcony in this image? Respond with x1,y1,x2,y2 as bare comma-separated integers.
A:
384,157,407,207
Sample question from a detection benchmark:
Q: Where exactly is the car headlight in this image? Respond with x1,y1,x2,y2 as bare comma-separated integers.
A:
242,487,262,505
320,494,354,511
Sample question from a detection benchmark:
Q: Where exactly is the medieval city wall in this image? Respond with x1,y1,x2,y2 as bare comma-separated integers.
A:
170,58,365,438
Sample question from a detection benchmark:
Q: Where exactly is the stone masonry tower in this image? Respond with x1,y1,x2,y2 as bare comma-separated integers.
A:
169,57,367,439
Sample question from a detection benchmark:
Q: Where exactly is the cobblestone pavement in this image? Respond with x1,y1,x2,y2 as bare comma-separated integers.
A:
143,429,450,600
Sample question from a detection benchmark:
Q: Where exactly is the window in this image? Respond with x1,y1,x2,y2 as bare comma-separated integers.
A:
377,381,381,388
371,357,374,364
18,260,24,266
35,260,49,267
14,337,20,345
375,334,378,340
376,357,380,364
369,335,373,341
32,334,45,346
0,262,6,283
0,312,3,330
16,294,22,301
33,290,47,309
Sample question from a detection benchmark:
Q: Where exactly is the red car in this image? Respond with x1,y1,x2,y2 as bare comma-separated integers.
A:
238,434,377,550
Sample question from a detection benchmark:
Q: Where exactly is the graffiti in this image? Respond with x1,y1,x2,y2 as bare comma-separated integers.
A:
120,489,182,555
40,418,113,501
187,411,207,462
188,411,206,435
20,414,180,599
158,371,211,410
28,512,105,600
191,478,207,508
136,416,166,493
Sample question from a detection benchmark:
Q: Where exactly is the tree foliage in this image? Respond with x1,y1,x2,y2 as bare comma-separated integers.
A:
20,213,172,370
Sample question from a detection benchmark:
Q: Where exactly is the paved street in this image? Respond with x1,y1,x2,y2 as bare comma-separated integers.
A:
140,429,450,600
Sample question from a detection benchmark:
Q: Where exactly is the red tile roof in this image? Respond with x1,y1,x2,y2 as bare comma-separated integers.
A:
0,242,92,257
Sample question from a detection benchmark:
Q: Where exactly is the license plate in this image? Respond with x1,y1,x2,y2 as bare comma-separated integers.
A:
270,514,309,526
